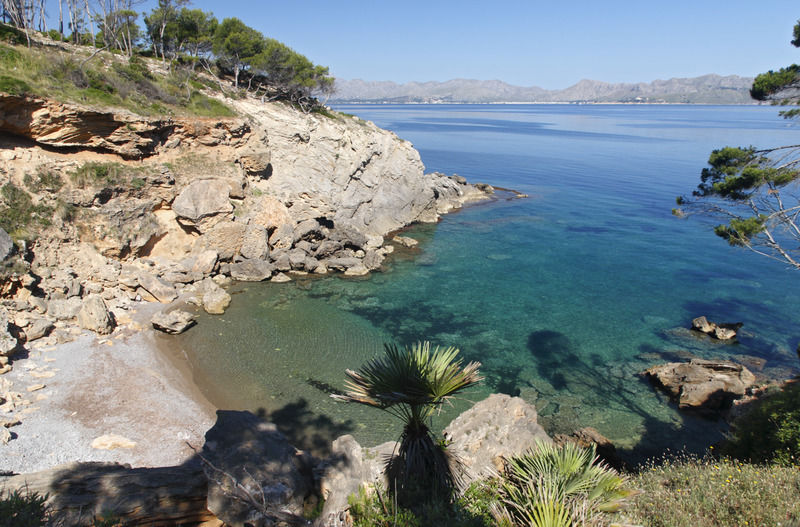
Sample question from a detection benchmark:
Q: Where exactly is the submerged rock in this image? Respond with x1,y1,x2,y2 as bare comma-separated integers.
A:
691,316,742,340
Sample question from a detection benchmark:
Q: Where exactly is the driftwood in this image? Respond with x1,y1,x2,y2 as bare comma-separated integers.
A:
0,461,220,526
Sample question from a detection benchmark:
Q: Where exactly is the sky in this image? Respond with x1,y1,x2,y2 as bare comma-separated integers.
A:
142,0,798,89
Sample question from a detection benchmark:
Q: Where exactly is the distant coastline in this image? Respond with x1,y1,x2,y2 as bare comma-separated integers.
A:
331,74,755,105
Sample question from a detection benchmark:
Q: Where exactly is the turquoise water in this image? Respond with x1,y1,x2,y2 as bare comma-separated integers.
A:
175,104,800,462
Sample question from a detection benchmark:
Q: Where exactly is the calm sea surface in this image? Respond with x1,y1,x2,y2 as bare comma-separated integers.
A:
174,104,800,461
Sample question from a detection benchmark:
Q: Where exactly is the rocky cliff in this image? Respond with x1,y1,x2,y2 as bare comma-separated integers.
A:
0,90,491,348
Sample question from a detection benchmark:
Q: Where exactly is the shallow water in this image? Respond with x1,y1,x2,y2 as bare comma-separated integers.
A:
176,104,800,462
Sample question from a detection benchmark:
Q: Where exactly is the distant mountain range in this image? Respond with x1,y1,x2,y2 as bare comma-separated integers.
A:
331,75,755,104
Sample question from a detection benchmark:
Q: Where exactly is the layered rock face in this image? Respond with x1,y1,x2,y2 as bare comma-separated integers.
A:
0,92,491,346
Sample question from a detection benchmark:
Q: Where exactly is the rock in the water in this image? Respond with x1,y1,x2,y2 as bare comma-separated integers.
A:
136,271,177,303
202,410,312,526
271,272,291,283
172,179,234,232
0,227,13,261
691,316,741,340
444,393,552,484
393,235,418,248
229,259,274,281
202,280,231,315
77,294,115,335
644,359,756,413
151,309,196,334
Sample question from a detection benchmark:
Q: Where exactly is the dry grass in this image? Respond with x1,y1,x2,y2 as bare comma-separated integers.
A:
613,453,800,527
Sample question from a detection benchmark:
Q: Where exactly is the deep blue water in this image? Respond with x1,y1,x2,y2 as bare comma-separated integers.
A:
175,104,800,461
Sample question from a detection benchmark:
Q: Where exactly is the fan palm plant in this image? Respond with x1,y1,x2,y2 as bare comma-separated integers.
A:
333,341,482,499
495,440,632,527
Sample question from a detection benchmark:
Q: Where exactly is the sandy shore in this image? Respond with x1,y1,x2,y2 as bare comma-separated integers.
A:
1,301,216,475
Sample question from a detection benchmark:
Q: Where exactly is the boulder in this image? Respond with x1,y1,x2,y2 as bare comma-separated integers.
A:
136,271,177,303
202,410,312,527
0,462,215,526
0,227,13,261
328,225,368,250
317,436,396,525
229,259,275,282
46,297,83,320
269,223,294,250
250,196,292,232
239,224,270,261
313,240,343,259
325,257,362,272
444,393,552,485
293,218,321,243
644,359,756,413
238,151,271,178
190,249,219,276
24,317,55,341
202,280,231,315
172,179,233,232
200,221,247,261
363,249,384,271
691,316,742,341
77,294,115,335
151,309,196,335
0,315,17,356
393,235,418,248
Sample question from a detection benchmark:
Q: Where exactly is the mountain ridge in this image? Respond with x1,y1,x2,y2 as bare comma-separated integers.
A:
332,74,755,104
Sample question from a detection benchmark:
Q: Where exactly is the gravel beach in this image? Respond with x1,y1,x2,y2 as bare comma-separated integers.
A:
1,302,216,474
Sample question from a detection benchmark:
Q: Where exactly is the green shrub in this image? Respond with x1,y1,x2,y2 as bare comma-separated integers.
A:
617,454,800,527
0,183,53,239
0,44,20,66
0,74,30,95
348,481,499,527
496,440,631,527
722,381,800,465
187,91,235,117
24,170,63,193
0,23,25,44
0,489,49,527
69,162,123,188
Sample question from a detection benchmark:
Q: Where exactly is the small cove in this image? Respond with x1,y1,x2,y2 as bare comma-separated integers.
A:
175,104,800,462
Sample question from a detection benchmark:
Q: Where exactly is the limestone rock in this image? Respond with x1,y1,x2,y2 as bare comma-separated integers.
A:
46,297,82,320
136,271,177,303
269,223,295,250
691,316,742,341
24,318,54,341
271,272,291,283
202,280,231,315
0,227,13,261
172,179,234,232
644,359,756,413
190,249,219,276
444,393,552,485
229,259,274,282
0,315,17,357
151,309,196,335
77,294,115,335
238,151,271,178
202,410,312,526
250,196,292,232
239,224,269,261
393,235,418,248
200,221,247,261
0,462,215,525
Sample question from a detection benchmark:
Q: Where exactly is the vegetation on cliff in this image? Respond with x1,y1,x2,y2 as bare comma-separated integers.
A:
0,0,333,113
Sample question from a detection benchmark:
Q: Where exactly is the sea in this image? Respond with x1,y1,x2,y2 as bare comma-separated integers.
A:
171,104,800,463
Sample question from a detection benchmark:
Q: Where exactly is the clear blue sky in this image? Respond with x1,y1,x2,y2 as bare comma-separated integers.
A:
142,0,798,89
